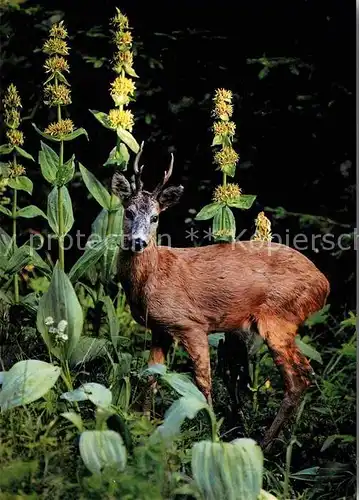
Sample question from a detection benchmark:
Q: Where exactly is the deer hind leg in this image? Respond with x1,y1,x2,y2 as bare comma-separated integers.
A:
257,317,312,451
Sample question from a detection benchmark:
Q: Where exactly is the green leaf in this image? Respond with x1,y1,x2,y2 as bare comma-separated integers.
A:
104,143,130,168
69,336,108,367
89,109,113,130
258,67,269,79
162,372,206,402
61,411,84,432
195,202,222,221
16,205,47,219
0,360,61,411
79,163,111,210
103,296,120,349
211,135,222,146
228,194,257,210
5,245,32,275
295,336,323,364
79,430,127,474
124,63,139,78
116,127,140,153
221,162,236,177
258,490,278,500
0,205,12,217
8,176,33,194
39,141,59,184
213,206,236,241
47,186,74,236
192,438,263,500
56,154,75,186
0,228,13,258
14,146,35,162
151,395,209,443
68,237,109,282
32,123,61,142
62,128,89,142
61,382,112,408
0,144,14,154
320,434,355,452
304,304,330,328
36,262,83,360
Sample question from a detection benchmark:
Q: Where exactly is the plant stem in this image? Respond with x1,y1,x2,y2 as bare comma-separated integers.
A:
55,75,65,270
12,153,19,303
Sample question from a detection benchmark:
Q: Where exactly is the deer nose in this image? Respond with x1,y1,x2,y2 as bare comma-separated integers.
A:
133,238,147,252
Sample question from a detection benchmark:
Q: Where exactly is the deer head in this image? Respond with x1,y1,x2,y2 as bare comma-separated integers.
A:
111,142,184,252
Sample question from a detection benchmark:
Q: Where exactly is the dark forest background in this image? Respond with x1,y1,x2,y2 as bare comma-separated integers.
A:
0,0,356,313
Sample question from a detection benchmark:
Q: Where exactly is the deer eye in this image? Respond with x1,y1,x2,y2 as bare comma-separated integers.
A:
150,215,158,223
125,209,135,220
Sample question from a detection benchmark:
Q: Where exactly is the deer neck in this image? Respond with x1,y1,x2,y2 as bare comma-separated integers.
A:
118,237,158,294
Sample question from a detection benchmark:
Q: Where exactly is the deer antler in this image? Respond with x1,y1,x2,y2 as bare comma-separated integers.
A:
153,153,174,196
131,141,144,192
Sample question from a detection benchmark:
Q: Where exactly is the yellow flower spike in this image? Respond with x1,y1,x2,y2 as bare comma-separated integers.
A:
252,212,272,242
4,108,20,129
44,56,70,74
214,88,233,103
108,109,134,131
43,38,69,56
6,129,24,146
44,83,71,106
213,101,233,121
3,84,22,109
110,75,135,97
214,146,239,170
114,30,133,48
8,161,26,177
113,50,134,73
213,183,242,204
49,21,68,39
213,121,236,137
112,9,129,30
44,119,74,137
214,228,233,239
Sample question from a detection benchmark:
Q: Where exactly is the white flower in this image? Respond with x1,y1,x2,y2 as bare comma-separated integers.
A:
57,319,68,333
45,316,54,326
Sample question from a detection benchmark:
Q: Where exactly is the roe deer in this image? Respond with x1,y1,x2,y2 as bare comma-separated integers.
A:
111,142,330,449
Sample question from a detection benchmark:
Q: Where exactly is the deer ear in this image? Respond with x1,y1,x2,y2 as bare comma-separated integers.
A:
111,171,132,202
158,185,184,211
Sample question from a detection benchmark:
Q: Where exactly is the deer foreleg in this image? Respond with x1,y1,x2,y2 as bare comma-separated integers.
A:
182,332,212,405
144,330,172,414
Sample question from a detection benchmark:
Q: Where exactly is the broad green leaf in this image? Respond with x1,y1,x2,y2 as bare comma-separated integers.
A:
116,127,140,153
211,135,222,146
68,237,109,282
36,262,83,360
195,202,222,221
39,141,59,184
89,109,113,130
0,360,61,411
162,372,206,402
0,290,12,304
56,154,75,186
69,336,108,367
222,162,236,177
320,434,355,452
213,206,236,241
0,205,12,217
91,208,108,240
79,430,127,474
79,163,111,210
228,194,257,210
16,205,47,219
304,304,330,328
104,143,130,169
151,395,209,442
14,146,35,162
32,123,61,142
101,209,123,282
116,377,131,412
0,144,14,154
61,411,84,432
5,244,32,274
192,438,263,500
47,186,74,236
61,382,112,408
0,228,12,258
103,295,120,348
295,336,323,364
8,176,33,194
20,292,39,313
124,63,139,78
62,128,89,142
142,363,167,377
